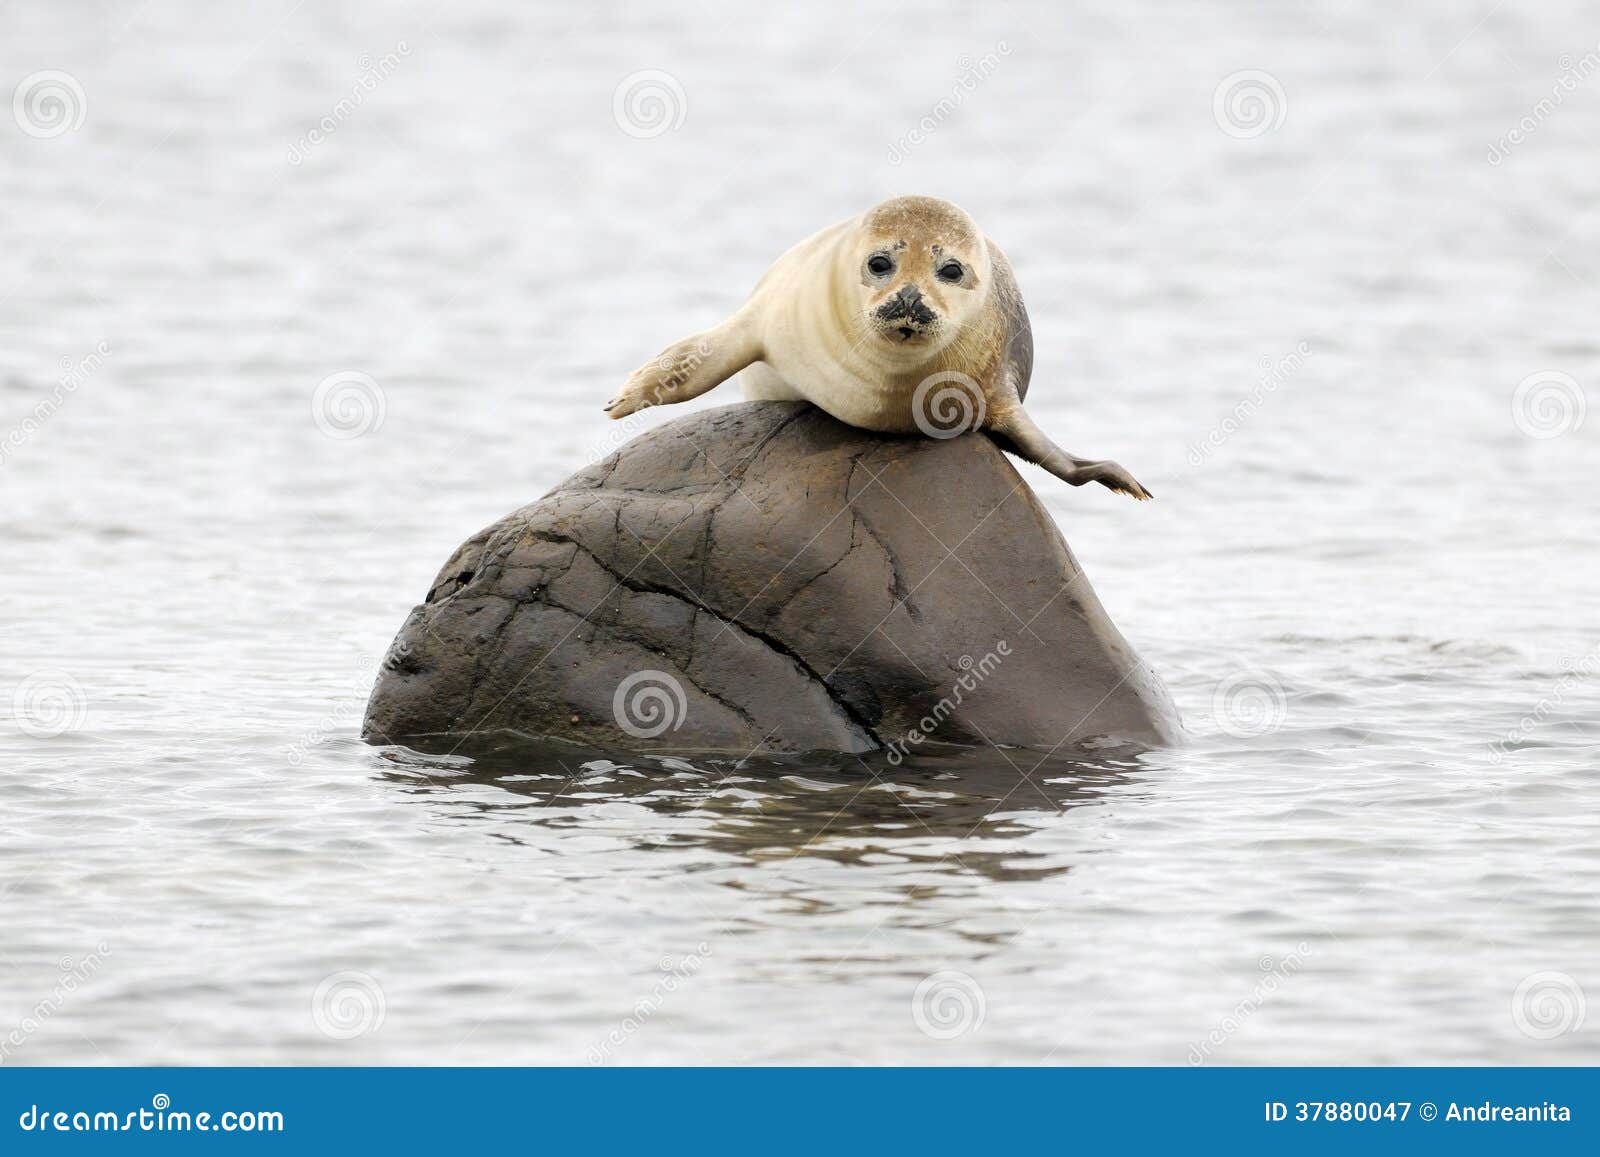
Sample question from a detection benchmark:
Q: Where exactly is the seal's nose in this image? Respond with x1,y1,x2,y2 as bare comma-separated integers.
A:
877,283,936,326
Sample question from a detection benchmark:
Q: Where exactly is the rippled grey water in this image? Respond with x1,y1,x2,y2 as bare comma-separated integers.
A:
3,0,1598,1064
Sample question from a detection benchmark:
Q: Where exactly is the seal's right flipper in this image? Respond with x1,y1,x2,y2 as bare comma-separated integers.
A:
987,405,1153,501
605,315,762,419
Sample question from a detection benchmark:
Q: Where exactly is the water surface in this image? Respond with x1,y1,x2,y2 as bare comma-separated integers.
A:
2,0,1598,1063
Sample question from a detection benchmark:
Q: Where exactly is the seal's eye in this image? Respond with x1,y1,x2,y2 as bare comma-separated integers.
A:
937,261,964,283
866,254,894,277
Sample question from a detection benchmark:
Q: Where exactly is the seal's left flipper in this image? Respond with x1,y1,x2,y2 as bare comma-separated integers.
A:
986,405,1153,501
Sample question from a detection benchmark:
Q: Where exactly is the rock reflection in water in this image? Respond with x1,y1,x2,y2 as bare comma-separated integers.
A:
376,736,1148,886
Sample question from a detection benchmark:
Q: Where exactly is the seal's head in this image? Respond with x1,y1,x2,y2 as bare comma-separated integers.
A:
853,196,990,351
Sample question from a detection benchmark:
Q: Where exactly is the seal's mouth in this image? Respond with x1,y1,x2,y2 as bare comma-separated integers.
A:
883,320,935,345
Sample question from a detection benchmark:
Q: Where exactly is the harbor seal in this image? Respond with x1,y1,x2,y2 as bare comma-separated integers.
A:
604,195,1151,499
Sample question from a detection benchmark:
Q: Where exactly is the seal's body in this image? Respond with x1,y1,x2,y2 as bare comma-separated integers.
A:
605,196,1150,499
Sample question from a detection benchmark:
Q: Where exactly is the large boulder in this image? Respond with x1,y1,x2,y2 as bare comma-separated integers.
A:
363,402,1180,755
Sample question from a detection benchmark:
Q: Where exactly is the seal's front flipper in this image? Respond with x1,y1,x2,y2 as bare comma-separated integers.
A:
987,406,1153,501
606,315,762,420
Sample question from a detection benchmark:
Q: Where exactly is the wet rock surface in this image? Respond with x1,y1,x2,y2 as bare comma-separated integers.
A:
363,401,1180,755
